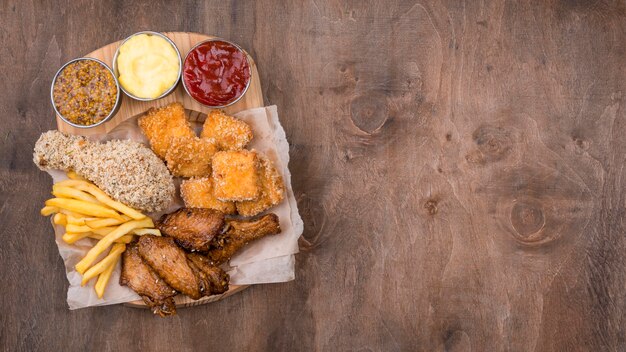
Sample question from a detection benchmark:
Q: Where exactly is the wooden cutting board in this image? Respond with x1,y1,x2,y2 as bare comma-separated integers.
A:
56,32,263,308
56,32,264,135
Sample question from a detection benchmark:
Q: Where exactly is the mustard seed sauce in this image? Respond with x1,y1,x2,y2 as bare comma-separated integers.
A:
53,60,117,126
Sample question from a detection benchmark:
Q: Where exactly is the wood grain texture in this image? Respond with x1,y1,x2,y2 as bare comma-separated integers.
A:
1,0,625,351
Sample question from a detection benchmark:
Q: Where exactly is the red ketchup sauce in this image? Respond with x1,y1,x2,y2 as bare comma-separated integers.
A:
183,40,251,107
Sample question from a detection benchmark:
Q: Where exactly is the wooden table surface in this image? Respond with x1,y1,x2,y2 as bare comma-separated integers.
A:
1,1,625,351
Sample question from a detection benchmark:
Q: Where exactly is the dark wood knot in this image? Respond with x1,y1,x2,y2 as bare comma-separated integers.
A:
481,164,593,249
349,93,389,134
510,202,545,239
424,199,438,215
443,329,470,352
572,135,589,151
470,125,512,163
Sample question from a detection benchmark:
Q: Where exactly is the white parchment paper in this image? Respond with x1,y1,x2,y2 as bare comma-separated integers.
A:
46,105,303,309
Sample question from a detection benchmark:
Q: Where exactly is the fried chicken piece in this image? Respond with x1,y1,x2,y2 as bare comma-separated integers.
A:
138,102,195,159
207,213,281,264
120,243,177,317
236,154,285,216
164,136,217,178
137,235,203,299
212,150,260,201
186,253,229,295
200,110,253,151
157,208,225,252
33,130,174,212
180,177,236,214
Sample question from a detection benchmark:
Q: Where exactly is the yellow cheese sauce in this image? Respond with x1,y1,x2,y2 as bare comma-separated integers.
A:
116,34,179,99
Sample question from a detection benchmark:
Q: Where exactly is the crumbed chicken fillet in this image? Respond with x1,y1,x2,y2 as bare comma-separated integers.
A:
33,130,174,212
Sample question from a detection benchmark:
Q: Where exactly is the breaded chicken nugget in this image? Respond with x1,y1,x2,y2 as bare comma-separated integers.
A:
138,102,195,159
165,136,217,178
180,177,236,214
200,110,253,151
236,154,285,216
211,150,260,201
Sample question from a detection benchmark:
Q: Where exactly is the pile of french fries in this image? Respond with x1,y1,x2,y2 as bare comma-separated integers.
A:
40,171,160,298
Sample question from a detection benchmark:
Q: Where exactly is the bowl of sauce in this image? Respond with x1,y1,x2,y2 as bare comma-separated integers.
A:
51,58,121,128
113,31,182,101
182,39,251,108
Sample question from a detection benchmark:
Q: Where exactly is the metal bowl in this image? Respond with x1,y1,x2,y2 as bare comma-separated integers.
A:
51,57,122,129
112,31,182,101
181,38,252,108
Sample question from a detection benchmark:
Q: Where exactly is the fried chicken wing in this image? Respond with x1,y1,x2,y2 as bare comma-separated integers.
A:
157,208,225,252
120,243,177,317
138,102,195,159
236,154,285,216
207,213,281,264
165,136,217,177
200,110,253,150
186,253,229,295
180,177,236,214
137,235,203,299
212,150,260,201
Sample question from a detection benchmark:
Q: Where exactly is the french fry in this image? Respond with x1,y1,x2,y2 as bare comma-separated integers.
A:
66,224,117,234
110,234,134,243
88,233,134,243
41,206,59,216
53,213,67,226
132,228,161,236
91,227,116,236
52,185,100,204
65,214,98,225
42,176,161,298
95,253,119,299
62,232,92,244
63,232,133,244
66,171,85,180
59,209,88,218
85,216,130,229
45,198,124,221
54,180,145,220
75,218,153,274
81,243,126,286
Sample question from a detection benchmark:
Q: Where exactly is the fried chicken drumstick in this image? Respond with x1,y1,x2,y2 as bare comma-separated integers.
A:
207,213,281,265
33,130,174,212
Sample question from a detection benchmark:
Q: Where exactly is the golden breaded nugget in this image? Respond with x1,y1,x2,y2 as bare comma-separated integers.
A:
180,177,236,214
138,102,195,159
236,154,285,216
200,110,253,151
165,136,217,178
211,150,260,201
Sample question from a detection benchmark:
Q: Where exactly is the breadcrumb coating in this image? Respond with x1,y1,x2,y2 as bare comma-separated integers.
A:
211,150,260,201
165,136,217,178
180,177,236,214
138,102,195,159
33,130,175,212
236,153,285,216
200,110,253,151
